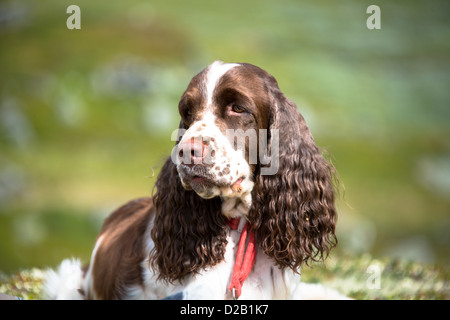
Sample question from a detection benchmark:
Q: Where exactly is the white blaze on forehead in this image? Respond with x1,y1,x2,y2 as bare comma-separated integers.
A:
204,61,239,107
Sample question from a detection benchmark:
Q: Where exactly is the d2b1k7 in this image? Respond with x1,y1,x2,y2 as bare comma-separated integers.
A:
224,304,268,315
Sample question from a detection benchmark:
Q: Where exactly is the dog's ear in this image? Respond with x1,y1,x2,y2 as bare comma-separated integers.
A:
150,124,227,283
250,83,337,271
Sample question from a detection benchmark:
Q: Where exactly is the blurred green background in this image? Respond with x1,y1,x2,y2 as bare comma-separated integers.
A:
0,0,449,274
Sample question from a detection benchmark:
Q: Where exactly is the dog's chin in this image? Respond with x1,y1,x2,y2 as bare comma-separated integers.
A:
180,175,221,199
177,164,252,200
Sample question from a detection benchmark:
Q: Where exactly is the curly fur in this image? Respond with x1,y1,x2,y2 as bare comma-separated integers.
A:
249,81,337,271
150,155,228,283
150,63,337,282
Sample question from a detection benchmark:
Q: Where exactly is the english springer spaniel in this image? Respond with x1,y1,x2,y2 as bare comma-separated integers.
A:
45,61,345,300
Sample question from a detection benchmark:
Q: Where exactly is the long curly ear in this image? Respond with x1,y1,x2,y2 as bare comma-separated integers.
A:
150,124,227,283
249,87,337,271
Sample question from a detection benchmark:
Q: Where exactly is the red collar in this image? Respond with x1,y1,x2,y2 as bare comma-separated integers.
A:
226,218,256,299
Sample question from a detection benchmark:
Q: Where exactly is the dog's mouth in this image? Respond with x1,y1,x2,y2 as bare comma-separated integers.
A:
182,174,217,199
178,164,247,198
178,165,217,193
190,175,215,188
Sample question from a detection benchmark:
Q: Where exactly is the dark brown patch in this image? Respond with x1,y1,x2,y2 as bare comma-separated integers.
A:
150,158,226,283
91,197,154,299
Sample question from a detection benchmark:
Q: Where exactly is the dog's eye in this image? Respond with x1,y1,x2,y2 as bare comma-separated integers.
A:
183,108,193,119
231,104,245,114
182,108,193,128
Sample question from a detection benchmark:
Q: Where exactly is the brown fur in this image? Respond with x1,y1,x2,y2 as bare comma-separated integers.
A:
150,63,337,282
247,67,337,270
92,198,153,299
150,158,227,283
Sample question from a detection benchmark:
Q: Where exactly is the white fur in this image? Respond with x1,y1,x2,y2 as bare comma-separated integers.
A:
43,258,84,300
204,61,239,107
44,235,104,300
176,110,253,208
81,234,103,299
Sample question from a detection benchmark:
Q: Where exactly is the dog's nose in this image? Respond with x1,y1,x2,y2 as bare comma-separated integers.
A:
178,137,208,166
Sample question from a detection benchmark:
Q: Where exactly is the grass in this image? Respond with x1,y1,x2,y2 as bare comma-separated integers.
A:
302,253,450,300
1,253,448,300
0,268,45,300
